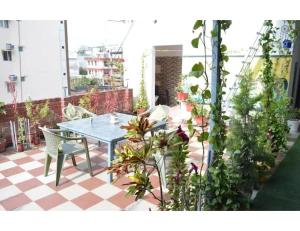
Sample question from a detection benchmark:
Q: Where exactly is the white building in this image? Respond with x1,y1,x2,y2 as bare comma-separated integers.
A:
0,20,69,104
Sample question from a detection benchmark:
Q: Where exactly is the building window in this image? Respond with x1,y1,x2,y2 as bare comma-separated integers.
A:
2,50,12,61
0,20,9,28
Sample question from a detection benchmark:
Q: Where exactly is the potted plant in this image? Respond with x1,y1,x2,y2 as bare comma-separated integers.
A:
287,108,300,134
135,53,149,114
25,98,50,145
192,104,209,126
17,117,26,152
175,74,188,101
0,101,6,153
185,96,195,112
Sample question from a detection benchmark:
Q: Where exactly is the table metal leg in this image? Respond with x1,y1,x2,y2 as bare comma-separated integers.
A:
108,141,115,183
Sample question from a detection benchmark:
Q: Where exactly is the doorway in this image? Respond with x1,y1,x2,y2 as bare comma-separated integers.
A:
154,45,183,106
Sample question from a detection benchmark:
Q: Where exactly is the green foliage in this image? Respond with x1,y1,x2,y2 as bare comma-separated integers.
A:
79,67,88,75
135,53,149,110
226,71,266,198
79,88,97,113
258,20,289,154
203,160,248,210
17,117,26,144
0,101,6,116
287,108,300,120
25,98,50,126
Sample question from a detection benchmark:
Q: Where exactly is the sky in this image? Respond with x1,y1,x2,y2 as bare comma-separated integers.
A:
67,19,265,54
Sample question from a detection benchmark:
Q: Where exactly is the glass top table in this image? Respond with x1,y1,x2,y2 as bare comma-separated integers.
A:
57,113,166,182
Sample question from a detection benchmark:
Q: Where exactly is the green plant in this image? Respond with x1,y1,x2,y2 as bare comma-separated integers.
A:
0,102,6,138
258,20,289,154
134,53,149,110
17,117,26,144
287,108,300,120
79,88,97,113
0,101,6,116
227,71,265,200
25,98,50,126
175,74,187,93
192,104,209,117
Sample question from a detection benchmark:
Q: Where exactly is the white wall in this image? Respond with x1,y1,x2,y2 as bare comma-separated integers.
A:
0,20,68,104
123,19,265,108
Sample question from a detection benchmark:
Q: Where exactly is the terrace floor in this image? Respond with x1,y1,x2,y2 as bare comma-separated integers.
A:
0,105,208,211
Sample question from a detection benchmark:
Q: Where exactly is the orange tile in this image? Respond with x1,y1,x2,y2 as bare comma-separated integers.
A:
16,178,43,192
28,166,45,177
47,178,74,191
36,193,67,210
0,178,12,189
79,177,105,191
14,156,34,165
1,166,24,177
1,193,31,210
71,192,102,210
108,191,135,209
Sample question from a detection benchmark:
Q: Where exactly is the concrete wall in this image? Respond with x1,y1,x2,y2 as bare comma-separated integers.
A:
0,20,68,104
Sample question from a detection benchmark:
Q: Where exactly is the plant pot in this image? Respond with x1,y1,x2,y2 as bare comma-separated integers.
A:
17,143,24,152
287,119,300,134
0,138,6,153
194,116,207,125
186,102,194,112
176,92,188,101
137,108,146,115
33,134,41,145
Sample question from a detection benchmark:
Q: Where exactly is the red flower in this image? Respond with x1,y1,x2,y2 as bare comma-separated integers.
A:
176,125,189,143
189,162,198,174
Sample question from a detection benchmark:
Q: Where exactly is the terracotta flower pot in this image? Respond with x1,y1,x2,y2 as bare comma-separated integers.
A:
177,92,188,101
195,116,207,125
0,138,6,153
17,143,24,152
137,108,146,115
186,102,194,112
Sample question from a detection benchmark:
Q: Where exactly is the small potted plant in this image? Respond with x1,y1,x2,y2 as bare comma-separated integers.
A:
17,117,26,152
25,98,50,145
0,102,6,153
287,108,300,134
185,96,195,112
175,75,188,101
192,104,209,126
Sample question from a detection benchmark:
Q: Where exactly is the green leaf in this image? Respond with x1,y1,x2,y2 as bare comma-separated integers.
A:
192,62,204,77
202,89,211,99
223,55,229,62
198,132,209,142
191,38,199,48
211,29,217,37
222,70,230,76
222,115,230,120
221,44,227,52
190,85,199,95
193,20,203,30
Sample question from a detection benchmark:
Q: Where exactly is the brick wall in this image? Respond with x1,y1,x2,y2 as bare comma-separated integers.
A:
155,57,182,106
0,89,133,144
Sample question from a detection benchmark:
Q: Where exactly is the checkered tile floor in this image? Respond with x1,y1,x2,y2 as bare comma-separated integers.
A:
0,106,208,211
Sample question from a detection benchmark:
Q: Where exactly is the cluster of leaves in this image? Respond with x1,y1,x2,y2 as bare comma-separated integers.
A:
0,101,6,116
258,20,289,156
134,53,149,110
79,88,98,113
109,116,192,209
227,71,271,201
71,76,99,90
17,117,26,144
25,98,50,126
